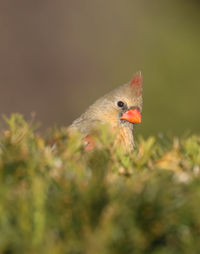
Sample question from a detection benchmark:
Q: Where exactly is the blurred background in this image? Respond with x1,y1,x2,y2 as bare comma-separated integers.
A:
0,0,199,136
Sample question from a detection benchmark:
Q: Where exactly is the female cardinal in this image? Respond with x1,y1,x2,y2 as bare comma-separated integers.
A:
70,72,143,151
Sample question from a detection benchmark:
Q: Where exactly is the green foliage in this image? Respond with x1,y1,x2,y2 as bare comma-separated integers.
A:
0,114,200,253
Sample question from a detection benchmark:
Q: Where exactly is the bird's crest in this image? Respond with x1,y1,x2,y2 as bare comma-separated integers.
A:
129,71,142,96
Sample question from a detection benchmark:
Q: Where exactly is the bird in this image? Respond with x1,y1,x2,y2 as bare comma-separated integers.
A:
69,71,143,151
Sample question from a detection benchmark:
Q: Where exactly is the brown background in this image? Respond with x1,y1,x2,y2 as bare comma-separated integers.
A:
0,0,200,136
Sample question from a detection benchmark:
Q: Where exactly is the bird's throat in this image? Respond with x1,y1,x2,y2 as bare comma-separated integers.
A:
115,123,134,151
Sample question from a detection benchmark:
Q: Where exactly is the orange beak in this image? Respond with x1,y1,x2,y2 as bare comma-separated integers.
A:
121,108,142,123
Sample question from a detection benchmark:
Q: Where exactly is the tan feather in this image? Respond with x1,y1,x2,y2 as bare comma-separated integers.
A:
69,72,143,151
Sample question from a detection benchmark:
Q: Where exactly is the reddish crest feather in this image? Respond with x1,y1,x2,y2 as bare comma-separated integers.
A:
130,71,142,87
129,71,142,96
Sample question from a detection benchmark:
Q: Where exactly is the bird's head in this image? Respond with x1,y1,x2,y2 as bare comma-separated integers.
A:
91,71,143,128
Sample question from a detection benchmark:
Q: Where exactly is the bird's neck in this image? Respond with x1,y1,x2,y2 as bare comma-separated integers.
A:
115,123,134,151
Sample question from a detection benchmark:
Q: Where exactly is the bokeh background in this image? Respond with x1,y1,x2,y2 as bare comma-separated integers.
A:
0,0,200,137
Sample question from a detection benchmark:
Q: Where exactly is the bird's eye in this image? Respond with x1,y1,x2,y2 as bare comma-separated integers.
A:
117,101,124,107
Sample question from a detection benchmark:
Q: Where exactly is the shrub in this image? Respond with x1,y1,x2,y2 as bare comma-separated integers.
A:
0,114,200,254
